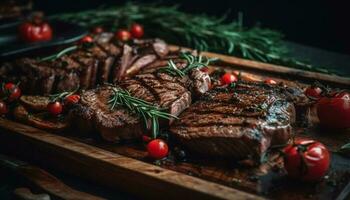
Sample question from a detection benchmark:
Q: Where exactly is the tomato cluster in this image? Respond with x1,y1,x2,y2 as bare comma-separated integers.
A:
115,23,144,42
47,94,81,116
0,82,22,115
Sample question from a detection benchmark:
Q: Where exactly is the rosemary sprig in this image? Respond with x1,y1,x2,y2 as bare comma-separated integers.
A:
158,52,216,76
51,2,337,75
108,86,177,138
40,46,78,62
49,89,78,102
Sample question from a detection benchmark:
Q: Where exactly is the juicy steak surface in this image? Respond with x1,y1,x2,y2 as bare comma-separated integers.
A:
71,70,210,142
170,81,298,162
0,37,170,95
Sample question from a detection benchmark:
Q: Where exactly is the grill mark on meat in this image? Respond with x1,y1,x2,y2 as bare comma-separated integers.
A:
132,75,162,103
154,72,189,90
119,78,156,103
170,81,299,162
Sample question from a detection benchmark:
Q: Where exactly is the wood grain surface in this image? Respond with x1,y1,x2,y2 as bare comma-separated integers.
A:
0,118,262,200
169,45,350,87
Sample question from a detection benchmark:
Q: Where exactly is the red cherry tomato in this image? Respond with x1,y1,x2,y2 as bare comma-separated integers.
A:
220,73,238,85
130,23,144,39
2,82,21,102
317,91,350,129
283,138,330,181
64,94,80,105
47,101,63,116
264,78,277,84
79,35,93,44
19,16,52,43
0,101,8,115
116,29,131,42
91,26,104,34
305,86,322,99
147,139,169,159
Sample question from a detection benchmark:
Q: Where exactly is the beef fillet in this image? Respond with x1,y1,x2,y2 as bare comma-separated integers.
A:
71,69,211,142
170,81,300,162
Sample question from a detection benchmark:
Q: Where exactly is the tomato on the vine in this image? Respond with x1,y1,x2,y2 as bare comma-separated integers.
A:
65,94,81,105
220,73,238,85
305,86,322,99
79,35,93,44
0,101,8,115
264,78,277,84
317,91,350,129
130,23,144,39
283,138,330,181
116,29,131,42
2,82,21,102
47,101,63,116
18,13,52,43
147,139,169,159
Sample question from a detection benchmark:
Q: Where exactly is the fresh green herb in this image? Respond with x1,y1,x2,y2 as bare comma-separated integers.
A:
39,46,78,62
158,52,216,77
49,89,78,102
51,2,337,75
108,86,177,138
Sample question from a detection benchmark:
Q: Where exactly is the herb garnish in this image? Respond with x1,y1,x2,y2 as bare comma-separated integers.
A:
39,46,78,62
108,86,177,138
158,52,217,77
51,2,338,75
49,89,78,102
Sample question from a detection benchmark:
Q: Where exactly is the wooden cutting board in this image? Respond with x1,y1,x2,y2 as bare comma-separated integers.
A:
0,48,350,200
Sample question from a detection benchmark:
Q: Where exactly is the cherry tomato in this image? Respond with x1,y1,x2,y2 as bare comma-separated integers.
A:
18,14,52,43
317,91,350,129
305,86,322,99
47,101,63,116
116,29,131,42
91,26,104,34
283,138,330,181
130,23,144,39
264,78,277,84
220,73,238,85
79,35,93,44
65,94,80,105
2,82,21,102
0,101,8,115
147,139,169,159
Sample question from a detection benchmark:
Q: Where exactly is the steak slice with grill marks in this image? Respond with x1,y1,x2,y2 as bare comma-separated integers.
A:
71,69,210,142
170,81,300,163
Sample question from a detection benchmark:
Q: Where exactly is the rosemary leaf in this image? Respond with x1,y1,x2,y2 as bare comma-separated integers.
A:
51,2,339,75
108,86,177,138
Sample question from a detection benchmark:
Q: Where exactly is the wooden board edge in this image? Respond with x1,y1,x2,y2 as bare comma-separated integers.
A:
0,118,264,200
169,45,350,86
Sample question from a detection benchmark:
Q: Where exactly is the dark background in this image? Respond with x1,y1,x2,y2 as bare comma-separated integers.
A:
33,0,350,55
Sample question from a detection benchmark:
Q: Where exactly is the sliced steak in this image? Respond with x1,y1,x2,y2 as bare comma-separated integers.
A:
0,37,171,95
170,81,298,162
72,68,210,142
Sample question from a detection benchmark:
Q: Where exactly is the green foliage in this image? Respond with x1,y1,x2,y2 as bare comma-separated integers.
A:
52,2,336,74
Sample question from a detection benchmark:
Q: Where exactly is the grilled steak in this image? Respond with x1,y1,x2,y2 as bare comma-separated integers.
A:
170,81,303,162
71,68,211,142
0,37,170,95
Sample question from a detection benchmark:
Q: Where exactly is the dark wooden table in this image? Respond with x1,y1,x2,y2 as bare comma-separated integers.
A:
1,42,349,200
